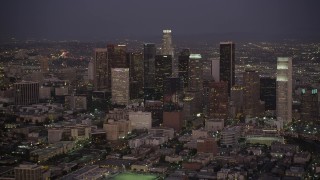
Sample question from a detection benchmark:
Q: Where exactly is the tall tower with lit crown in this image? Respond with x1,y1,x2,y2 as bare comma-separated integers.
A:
276,57,292,125
162,29,176,76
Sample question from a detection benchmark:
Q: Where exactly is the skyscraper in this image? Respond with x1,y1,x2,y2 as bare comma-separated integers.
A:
207,81,229,119
143,43,156,88
243,70,263,117
276,57,292,125
260,77,276,111
155,55,172,100
93,48,108,90
300,88,319,122
161,30,174,56
220,42,235,96
106,44,128,90
178,49,190,89
163,77,183,111
128,52,144,99
111,68,130,105
188,54,203,91
161,29,176,77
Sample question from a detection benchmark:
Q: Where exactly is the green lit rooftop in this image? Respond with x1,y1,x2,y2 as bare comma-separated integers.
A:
111,172,158,180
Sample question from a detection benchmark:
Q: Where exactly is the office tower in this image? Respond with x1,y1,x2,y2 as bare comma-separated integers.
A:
183,90,203,120
220,42,235,96
104,44,128,91
178,49,190,89
87,60,94,82
276,57,292,124
188,54,203,91
93,48,108,90
14,164,43,180
260,77,276,111
163,77,183,111
111,68,129,105
144,43,156,88
108,44,128,68
243,70,263,117
128,52,144,99
143,43,156,101
14,81,39,105
300,88,319,122
211,59,220,82
161,29,174,56
161,29,176,76
230,85,244,117
207,81,228,119
155,55,172,99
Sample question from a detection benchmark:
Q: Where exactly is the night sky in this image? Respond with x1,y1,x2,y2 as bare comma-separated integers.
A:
1,0,320,42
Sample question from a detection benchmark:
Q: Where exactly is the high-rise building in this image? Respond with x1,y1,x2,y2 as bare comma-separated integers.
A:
111,68,130,105
300,88,319,122
163,77,183,111
220,42,235,96
276,57,292,125
207,81,229,119
14,164,43,180
14,81,39,105
155,55,172,99
143,43,156,88
161,29,176,76
108,44,128,68
178,49,190,89
230,85,244,117
93,48,108,90
87,60,94,82
161,29,174,57
188,54,203,91
260,77,276,111
143,43,156,101
211,59,220,82
243,70,263,117
128,52,144,99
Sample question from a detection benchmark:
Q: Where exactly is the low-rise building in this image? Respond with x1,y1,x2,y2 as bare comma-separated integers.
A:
205,119,224,132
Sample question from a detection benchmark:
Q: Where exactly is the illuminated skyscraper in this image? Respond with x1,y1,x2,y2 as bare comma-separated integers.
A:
220,42,235,96
161,30,174,56
155,55,172,99
128,52,144,99
106,44,127,90
93,48,108,90
143,43,156,88
207,81,228,119
276,57,292,125
111,68,129,105
300,88,319,122
243,70,263,117
161,29,176,77
178,49,190,89
188,54,203,91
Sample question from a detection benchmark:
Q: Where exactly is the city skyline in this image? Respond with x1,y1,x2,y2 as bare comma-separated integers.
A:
1,0,320,42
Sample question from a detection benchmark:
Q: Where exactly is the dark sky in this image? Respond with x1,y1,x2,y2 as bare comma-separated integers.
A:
1,0,320,42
